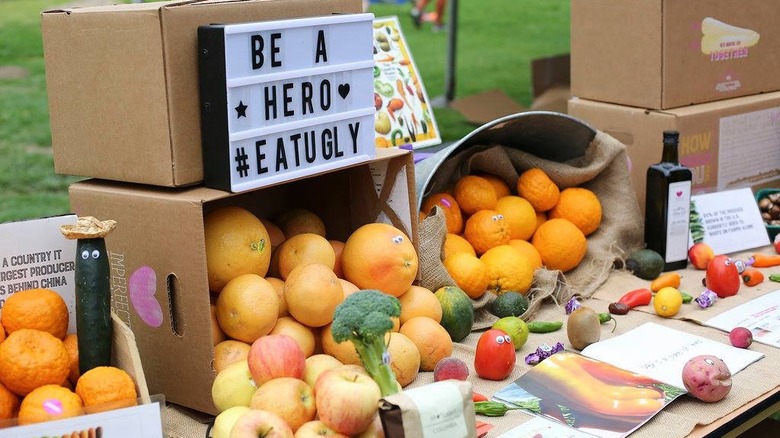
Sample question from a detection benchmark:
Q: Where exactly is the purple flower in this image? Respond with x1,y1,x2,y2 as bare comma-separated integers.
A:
524,342,565,365
695,289,717,309
565,297,581,315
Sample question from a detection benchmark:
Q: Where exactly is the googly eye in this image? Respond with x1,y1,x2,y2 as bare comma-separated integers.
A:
724,259,732,266
504,335,512,343
91,250,101,259
392,235,404,244
81,250,90,260
495,336,505,344
491,215,500,221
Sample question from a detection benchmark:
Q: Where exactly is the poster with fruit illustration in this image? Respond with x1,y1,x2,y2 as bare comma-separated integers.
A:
492,352,685,438
372,16,441,149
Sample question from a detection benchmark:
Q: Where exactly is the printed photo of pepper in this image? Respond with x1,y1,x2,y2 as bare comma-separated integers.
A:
492,352,685,437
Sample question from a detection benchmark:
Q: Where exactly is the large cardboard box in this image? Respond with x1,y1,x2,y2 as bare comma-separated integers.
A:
571,0,780,109
41,0,363,187
67,148,418,415
568,92,780,213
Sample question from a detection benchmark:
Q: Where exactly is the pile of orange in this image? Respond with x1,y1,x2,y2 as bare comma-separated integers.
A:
0,288,138,425
205,206,449,399
420,168,602,299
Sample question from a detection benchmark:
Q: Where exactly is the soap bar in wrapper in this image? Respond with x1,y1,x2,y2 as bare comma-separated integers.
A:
379,380,477,438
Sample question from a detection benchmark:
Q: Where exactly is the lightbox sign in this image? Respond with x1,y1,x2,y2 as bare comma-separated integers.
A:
198,14,376,193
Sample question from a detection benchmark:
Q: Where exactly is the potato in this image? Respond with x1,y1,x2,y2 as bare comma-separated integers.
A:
681,354,732,402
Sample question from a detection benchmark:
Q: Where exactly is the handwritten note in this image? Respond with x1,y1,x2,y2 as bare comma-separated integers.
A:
581,322,764,388
689,187,770,254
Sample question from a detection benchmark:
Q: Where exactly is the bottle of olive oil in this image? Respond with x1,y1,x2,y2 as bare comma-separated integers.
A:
644,131,692,271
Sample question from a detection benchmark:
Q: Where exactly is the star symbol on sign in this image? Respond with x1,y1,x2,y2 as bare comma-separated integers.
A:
235,100,248,118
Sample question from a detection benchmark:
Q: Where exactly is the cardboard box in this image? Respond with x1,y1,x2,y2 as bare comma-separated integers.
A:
41,0,363,187
67,148,418,415
571,0,780,109
568,92,780,213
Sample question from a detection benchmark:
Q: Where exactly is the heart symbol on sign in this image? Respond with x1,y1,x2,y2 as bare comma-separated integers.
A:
338,83,350,99
129,265,164,328
676,191,683,196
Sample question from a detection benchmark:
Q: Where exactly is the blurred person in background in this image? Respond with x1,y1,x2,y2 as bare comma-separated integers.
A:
410,0,447,32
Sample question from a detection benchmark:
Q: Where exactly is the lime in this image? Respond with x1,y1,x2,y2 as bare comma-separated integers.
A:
492,316,529,350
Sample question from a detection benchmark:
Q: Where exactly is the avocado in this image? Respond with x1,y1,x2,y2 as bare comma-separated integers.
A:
491,291,529,318
625,249,665,280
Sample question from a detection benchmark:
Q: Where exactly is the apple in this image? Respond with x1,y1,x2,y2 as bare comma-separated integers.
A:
303,354,343,388
250,377,316,432
230,408,294,438
294,420,349,438
212,359,258,412
688,242,715,270
352,415,385,438
248,334,306,385
213,406,251,438
314,366,381,436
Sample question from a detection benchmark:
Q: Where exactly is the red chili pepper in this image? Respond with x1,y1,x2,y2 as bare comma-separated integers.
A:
617,288,653,308
472,392,489,402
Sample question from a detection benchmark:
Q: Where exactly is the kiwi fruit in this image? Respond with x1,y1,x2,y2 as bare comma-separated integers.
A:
567,306,601,350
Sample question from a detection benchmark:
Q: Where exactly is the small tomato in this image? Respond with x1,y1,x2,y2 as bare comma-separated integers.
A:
474,328,516,381
705,255,740,298
774,234,780,254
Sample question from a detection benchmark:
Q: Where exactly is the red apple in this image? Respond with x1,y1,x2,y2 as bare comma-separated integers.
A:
303,354,343,388
250,377,315,432
294,420,349,438
774,234,780,254
213,406,250,438
248,334,306,385
688,242,714,270
229,408,294,438
314,365,381,436
352,415,386,438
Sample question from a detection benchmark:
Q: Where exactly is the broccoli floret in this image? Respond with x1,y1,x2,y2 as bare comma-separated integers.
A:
331,289,402,396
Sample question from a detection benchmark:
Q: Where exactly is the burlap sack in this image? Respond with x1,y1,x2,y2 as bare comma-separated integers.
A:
417,119,645,330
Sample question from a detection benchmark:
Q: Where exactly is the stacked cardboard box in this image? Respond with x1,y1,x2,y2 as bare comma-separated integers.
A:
567,0,780,212
41,0,417,415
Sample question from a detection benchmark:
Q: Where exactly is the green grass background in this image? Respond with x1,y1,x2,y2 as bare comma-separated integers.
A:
0,0,569,223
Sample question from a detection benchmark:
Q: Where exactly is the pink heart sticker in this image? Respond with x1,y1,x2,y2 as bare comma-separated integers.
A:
129,266,164,328
676,191,683,196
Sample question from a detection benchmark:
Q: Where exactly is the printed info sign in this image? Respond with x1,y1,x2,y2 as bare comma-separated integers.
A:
198,14,376,193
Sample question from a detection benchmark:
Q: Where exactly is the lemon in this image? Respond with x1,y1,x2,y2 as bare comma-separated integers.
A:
654,286,683,317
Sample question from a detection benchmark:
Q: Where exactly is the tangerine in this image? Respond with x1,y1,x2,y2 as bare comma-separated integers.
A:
531,218,587,272
17,384,83,425
480,245,534,295
421,193,463,234
443,252,490,299
463,209,511,255
453,175,498,215
517,168,560,212
0,381,19,421
62,333,81,386
75,366,137,413
443,233,476,259
0,328,70,396
548,187,602,236
508,240,543,270
475,173,512,198
0,288,68,339
495,196,537,240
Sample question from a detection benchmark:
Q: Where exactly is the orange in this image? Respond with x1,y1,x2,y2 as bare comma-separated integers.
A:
443,252,490,299
339,278,360,299
75,366,137,413
284,263,343,328
480,245,534,295
1,288,68,339
399,316,453,372
398,285,442,325
205,206,272,292
260,218,286,249
508,239,543,270
321,324,361,365
213,339,251,373
265,277,289,317
63,334,80,387
531,218,587,272
516,168,560,212
0,328,69,396
210,303,227,346
17,384,83,425
275,208,327,238
385,332,420,387
421,193,463,234
0,381,20,421
276,233,336,280
453,175,498,215
495,196,537,240
270,316,317,357
463,209,511,255
342,223,419,297
475,172,512,198
0,328,4,344
329,239,346,278
535,211,547,232
443,233,476,259
215,274,279,343
548,187,602,236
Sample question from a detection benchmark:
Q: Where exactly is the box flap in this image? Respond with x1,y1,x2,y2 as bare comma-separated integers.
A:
450,90,526,126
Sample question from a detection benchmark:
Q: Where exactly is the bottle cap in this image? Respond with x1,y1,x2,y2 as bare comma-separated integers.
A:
663,130,679,145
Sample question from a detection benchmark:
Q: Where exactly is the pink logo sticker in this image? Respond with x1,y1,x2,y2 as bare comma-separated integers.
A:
129,266,164,328
676,191,683,197
43,399,63,416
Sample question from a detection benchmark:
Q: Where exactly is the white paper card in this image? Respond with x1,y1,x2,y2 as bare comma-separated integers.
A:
689,187,770,254
495,417,596,438
705,290,780,348
581,322,764,388
0,215,77,333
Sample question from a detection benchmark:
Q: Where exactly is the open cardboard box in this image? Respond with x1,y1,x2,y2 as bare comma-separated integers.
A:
67,148,418,415
41,0,363,188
